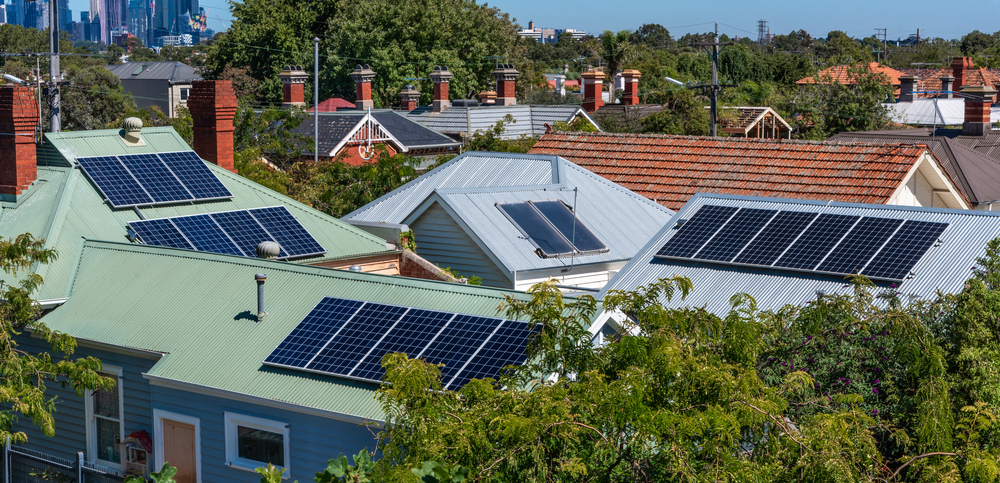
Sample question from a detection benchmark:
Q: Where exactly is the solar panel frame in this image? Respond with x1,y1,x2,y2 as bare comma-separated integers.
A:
816,217,904,276
249,206,327,259
169,214,245,257
263,298,365,369
156,151,234,201
349,309,457,382
655,205,739,259
529,200,609,255
497,202,577,258
209,210,289,258
693,208,777,262
76,155,155,207
733,211,818,266
117,153,193,203
774,214,861,271
862,220,949,281
127,218,194,250
416,314,505,384
306,303,410,375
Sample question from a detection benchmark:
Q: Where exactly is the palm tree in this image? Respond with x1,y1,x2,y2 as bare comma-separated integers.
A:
600,30,636,103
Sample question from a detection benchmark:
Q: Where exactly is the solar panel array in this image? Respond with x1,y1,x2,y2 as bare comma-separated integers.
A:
497,200,609,259
128,206,326,259
654,204,948,282
77,151,232,207
264,297,538,389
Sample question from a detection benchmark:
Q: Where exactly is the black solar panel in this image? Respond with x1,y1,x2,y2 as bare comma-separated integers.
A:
210,210,288,258
117,154,192,203
170,214,244,257
694,208,777,262
128,218,193,250
250,207,326,258
307,303,409,374
733,211,817,266
816,217,903,275
351,309,454,381
447,320,536,390
77,156,154,207
263,298,364,368
774,214,859,270
862,221,948,281
157,151,233,200
530,200,608,254
655,205,738,259
498,202,576,257
412,314,503,384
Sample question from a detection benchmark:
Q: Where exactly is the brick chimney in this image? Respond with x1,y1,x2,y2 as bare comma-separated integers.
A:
952,57,974,90
961,84,996,136
277,65,308,109
622,69,641,105
350,64,376,110
430,65,453,112
0,86,39,196
582,68,604,112
492,64,519,106
398,85,420,111
478,90,496,105
188,80,238,173
898,75,917,102
940,75,955,99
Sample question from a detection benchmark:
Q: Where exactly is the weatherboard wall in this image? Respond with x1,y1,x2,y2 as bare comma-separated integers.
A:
408,201,513,288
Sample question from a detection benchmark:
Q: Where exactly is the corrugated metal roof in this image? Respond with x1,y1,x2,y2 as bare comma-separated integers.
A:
105,62,202,82
292,111,460,155
1,128,392,300
598,193,1000,316
884,99,1000,126
404,105,598,140
40,241,548,421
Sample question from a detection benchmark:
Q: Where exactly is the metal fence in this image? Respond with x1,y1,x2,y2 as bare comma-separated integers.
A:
1,441,126,483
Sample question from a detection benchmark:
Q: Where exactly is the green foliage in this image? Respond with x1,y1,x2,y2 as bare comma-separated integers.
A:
255,462,287,483
791,62,896,138
411,461,469,483
0,234,113,443
552,116,598,133
124,463,178,483
598,30,636,102
435,266,481,286
61,65,139,131
464,114,538,153
315,449,374,483
639,88,710,135
398,230,417,252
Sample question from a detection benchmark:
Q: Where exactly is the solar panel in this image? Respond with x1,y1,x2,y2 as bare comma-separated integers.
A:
733,211,817,266
774,214,860,270
307,303,409,374
530,200,608,254
446,320,536,390
418,315,503,384
263,298,364,368
694,208,777,262
655,205,738,259
816,217,903,275
250,207,327,258
157,151,233,200
170,214,244,257
128,218,193,250
117,154,192,203
77,156,154,207
350,309,455,381
862,220,948,281
210,210,288,258
498,202,576,257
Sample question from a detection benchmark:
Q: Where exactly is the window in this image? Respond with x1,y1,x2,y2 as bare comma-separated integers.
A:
85,365,124,467
496,200,609,259
224,412,290,474
592,320,621,347
180,88,190,101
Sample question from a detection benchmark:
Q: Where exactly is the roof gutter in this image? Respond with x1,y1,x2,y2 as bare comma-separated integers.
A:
37,298,68,309
403,142,463,150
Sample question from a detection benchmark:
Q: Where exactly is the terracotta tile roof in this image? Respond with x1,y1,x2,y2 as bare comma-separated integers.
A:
308,97,357,112
910,67,1000,98
528,132,932,210
797,62,905,86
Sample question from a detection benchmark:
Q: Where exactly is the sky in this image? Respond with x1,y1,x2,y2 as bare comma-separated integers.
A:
63,0,997,43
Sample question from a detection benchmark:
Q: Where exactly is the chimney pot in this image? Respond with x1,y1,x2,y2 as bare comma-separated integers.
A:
952,57,974,90
621,69,642,105
350,64,376,110
430,65,454,112
278,65,308,108
188,80,238,173
581,68,605,113
398,84,421,111
492,64,520,106
961,84,996,136
898,75,917,103
940,75,955,99
0,85,39,197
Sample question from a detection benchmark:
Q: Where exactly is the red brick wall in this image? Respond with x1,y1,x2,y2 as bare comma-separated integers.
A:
583,80,603,113
433,82,449,102
966,100,990,123
283,83,304,105
497,80,516,100
952,57,974,89
333,142,398,166
402,99,418,110
188,80,238,173
400,250,460,282
623,79,640,105
356,82,371,103
0,86,39,196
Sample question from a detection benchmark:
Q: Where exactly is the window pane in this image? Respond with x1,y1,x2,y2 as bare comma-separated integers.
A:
180,88,189,101
237,426,283,466
93,376,119,419
96,418,121,462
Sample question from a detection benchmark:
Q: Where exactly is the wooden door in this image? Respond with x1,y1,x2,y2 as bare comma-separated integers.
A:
162,420,196,483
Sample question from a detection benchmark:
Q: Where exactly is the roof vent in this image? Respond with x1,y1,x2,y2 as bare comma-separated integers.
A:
121,117,146,146
256,241,281,260
349,265,362,272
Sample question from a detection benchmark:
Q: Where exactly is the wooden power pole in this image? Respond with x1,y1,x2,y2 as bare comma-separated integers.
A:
692,22,736,137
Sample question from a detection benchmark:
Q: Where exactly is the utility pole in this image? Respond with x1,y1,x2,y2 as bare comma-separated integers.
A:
692,22,736,137
875,28,887,62
313,37,319,163
48,0,59,132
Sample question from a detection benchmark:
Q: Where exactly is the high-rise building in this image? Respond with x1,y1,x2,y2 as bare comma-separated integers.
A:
0,5,7,24
128,0,149,45
58,0,71,34
152,0,195,44
6,0,22,27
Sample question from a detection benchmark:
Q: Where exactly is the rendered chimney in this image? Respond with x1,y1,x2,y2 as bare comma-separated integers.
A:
898,75,917,103
430,65,453,112
350,64,376,110
940,75,955,99
0,85,39,197
582,68,604,113
277,65,308,108
188,80,238,173
478,90,496,105
398,84,420,111
961,84,996,136
952,57,974,90
621,69,641,105
553,74,566,96
492,64,519,106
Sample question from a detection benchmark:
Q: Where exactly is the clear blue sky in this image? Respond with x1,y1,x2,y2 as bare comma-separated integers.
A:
65,0,996,43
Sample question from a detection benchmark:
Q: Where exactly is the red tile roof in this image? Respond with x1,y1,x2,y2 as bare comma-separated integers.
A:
528,132,935,210
308,97,357,112
797,62,906,86
911,67,1000,98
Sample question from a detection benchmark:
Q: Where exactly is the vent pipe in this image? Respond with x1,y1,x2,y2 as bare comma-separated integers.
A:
349,265,362,272
255,273,268,320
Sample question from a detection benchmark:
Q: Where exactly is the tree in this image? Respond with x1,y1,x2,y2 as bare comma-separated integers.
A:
629,24,672,50
816,30,871,63
0,234,113,443
791,62,896,138
962,30,995,56
61,66,139,131
598,30,636,103
640,88,710,135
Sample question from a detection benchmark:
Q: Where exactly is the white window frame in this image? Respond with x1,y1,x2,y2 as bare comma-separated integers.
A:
153,409,202,483
224,412,291,475
84,364,125,468
179,87,190,102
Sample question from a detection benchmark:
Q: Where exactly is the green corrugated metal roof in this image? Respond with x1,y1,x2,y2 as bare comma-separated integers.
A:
0,128,393,300
41,241,542,421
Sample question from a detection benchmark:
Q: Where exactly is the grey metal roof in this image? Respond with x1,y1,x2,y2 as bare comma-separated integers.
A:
370,111,461,149
293,110,461,155
404,105,600,140
344,151,674,273
105,61,202,82
598,192,1000,316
